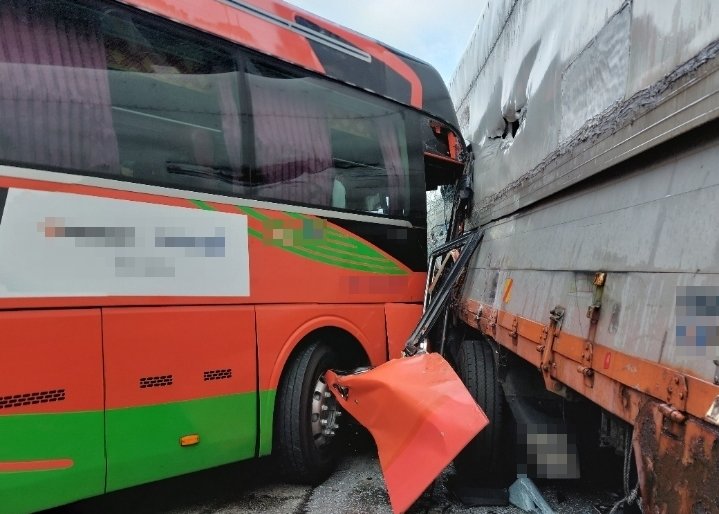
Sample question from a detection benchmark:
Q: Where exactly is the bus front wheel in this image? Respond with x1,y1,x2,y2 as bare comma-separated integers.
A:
275,340,342,484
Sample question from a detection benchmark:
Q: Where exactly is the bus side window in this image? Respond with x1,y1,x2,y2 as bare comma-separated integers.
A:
100,8,248,195
328,112,407,217
244,56,410,217
0,1,252,197
0,2,119,175
245,60,335,207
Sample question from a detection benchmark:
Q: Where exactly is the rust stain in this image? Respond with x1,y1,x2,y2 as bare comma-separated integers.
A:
635,401,719,514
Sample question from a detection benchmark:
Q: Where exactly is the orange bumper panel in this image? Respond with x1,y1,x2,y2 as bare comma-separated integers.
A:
327,353,488,513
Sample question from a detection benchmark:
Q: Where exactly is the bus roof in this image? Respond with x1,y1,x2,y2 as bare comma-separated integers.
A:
117,0,459,131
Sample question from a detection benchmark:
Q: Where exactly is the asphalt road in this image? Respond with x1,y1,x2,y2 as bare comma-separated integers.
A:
50,428,629,514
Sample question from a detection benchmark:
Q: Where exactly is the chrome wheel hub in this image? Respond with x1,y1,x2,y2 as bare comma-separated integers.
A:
311,373,341,448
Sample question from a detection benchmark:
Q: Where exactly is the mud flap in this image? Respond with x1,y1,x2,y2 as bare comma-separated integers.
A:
326,353,488,514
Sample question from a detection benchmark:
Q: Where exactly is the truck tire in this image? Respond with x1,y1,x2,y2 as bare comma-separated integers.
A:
453,339,506,482
275,340,342,484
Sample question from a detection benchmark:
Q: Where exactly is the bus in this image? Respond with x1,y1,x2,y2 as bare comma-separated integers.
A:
0,0,464,512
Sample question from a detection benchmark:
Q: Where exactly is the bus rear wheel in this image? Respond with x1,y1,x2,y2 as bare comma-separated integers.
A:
275,340,342,484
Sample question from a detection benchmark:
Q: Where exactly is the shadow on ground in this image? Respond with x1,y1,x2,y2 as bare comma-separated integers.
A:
45,423,628,514
45,424,375,514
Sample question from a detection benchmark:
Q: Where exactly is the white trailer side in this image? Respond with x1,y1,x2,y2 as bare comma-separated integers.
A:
447,2,719,512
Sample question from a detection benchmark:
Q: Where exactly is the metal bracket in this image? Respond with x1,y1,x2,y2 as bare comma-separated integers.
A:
474,304,483,326
549,306,565,329
665,373,688,412
577,341,594,388
509,316,519,344
579,273,605,388
538,326,549,350
586,272,605,325
586,303,601,323
488,310,498,335
658,402,686,424
540,306,565,391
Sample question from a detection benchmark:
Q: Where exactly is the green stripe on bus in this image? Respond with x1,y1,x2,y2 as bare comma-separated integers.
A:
0,410,105,514
296,244,400,271
237,205,269,221
284,232,393,263
187,202,407,274
306,230,396,262
278,244,405,274
254,212,407,273
301,239,393,263
190,199,214,210
267,236,405,273
105,393,257,492
321,235,356,249
258,389,277,457
2,391,277,513
296,232,406,272
325,230,398,260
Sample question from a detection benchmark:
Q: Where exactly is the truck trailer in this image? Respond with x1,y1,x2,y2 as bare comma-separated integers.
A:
441,2,719,512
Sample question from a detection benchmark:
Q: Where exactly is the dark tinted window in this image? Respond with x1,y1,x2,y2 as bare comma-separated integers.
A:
246,58,412,217
0,1,116,174
0,0,422,220
0,0,247,196
103,7,247,195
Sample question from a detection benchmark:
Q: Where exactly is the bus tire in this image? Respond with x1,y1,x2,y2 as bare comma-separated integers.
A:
275,340,341,484
453,339,506,482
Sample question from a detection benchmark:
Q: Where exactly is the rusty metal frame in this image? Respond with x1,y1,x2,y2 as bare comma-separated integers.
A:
633,400,719,513
458,298,719,426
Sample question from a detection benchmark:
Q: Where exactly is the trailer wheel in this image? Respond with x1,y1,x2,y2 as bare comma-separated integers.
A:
453,339,507,481
275,340,342,484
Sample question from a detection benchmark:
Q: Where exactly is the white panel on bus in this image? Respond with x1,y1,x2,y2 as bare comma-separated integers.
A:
0,188,250,297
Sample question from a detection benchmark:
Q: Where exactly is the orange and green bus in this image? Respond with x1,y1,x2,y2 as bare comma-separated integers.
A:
0,0,464,511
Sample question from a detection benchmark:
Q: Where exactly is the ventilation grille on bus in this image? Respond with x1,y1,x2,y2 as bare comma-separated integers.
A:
139,375,174,388
0,389,66,409
204,368,233,381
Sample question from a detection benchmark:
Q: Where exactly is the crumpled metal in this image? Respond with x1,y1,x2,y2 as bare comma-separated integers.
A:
326,352,488,514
